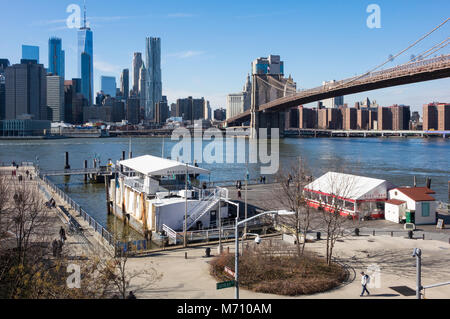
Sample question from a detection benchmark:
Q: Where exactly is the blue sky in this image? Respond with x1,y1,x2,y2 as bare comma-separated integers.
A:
0,0,449,113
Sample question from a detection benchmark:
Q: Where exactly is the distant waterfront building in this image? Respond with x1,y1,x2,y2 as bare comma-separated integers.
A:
356,108,369,130
5,60,47,120
47,75,64,122
78,4,93,105
126,98,141,124
204,100,212,121
390,105,410,130
298,106,317,129
176,96,205,122
120,69,129,100
226,74,252,120
342,107,357,130
423,102,450,131
377,106,392,130
252,55,284,75
170,103,176,117
48,37,65,79
214,108,226,121
132,52,143,96
0,59,9,120
145,37,162,120
155,96,169,124
320,81,344,108
101,76,116,97
22,45,39,63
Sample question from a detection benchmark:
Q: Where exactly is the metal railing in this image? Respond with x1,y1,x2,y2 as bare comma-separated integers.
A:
38,174,115,247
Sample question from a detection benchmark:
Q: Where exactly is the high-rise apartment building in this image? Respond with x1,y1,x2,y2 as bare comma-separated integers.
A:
424,102,450,131
101,76,116,97
176,97,205,122
78,4,93,105
145,37,162,120
390,105,410,130
5,60,47,120
47,75,64,122
48,37,65,79
126,98,140,124
377,106,392,130
139,64,147,110
132,52,143,96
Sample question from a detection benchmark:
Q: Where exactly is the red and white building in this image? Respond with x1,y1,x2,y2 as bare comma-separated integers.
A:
303,172,395,219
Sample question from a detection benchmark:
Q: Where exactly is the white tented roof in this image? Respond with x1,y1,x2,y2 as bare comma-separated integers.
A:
119,155,209,176
304,172,393,200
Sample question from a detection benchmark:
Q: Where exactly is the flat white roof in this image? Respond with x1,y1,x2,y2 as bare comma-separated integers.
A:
304,172,393,200
119,155,209,176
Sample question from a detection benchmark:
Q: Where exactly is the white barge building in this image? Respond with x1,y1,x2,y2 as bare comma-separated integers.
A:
109,155,230,242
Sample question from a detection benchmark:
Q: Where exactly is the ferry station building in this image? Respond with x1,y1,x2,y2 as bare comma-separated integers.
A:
303,172,437,224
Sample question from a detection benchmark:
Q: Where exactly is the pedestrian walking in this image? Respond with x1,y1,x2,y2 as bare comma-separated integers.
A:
237,189,242,199
52,239,58,257
262,176,266,184
360,271,370,297
59,226,66,243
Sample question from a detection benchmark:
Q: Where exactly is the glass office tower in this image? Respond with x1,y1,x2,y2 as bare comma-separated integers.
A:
77,7,93,105
22,45,39,63
48,37,65,79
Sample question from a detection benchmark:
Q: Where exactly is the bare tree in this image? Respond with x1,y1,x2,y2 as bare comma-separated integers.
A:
276,158,317,257
316,171,357,265
102,250,161,299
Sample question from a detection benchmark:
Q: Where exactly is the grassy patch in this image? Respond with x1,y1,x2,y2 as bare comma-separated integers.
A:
210,250,347,296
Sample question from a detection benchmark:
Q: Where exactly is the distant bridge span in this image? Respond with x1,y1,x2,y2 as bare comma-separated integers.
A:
226,54,450,125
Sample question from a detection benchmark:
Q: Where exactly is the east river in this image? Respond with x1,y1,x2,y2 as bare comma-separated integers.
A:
0,137,449,236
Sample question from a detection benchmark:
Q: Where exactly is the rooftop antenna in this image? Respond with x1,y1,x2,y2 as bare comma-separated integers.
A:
83,0,87,29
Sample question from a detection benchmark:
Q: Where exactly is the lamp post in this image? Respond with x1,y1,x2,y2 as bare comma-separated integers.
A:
413,248,422,299
234,210,294,299
220,198,239,256
184,163,188,248
240,233,260,256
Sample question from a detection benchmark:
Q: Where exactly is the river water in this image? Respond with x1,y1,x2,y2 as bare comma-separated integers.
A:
0,137,448,235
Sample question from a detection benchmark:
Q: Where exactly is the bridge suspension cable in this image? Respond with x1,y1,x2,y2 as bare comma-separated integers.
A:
332,17,449,89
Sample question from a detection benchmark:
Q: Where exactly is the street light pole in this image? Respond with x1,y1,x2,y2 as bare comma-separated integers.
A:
234,210,294,299
184,163,188,248
413,248,422,299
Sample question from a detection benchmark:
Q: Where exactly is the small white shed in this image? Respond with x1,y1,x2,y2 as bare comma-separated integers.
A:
388,187,437,225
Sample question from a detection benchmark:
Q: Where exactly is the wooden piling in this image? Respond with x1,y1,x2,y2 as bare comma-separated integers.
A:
64,152,70,169
84,160,88,182
122,151,126,161
105,175,111,215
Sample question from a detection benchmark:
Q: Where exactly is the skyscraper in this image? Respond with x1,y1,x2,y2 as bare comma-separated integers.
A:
48,37,65,79
0,59,9,120
139,63,147,110
80,52,92,105
5,60,47,120
145,37,162,120
78,3,93,105
22,45,39,63
132,52,143,96
120,69,129,100
101,76,116,97
47,75,64,122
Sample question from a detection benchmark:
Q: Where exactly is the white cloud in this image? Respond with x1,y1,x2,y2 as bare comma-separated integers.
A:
94,57,122,74
167,50,206,59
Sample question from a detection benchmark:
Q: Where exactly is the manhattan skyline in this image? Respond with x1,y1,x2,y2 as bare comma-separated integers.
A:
1,0,449,112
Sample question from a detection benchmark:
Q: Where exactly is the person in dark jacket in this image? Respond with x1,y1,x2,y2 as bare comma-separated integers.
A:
126,291,137,299
59,226,66,243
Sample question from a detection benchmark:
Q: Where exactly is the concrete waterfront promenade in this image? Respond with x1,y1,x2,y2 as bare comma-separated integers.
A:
128,234,450,299
0,164,112,257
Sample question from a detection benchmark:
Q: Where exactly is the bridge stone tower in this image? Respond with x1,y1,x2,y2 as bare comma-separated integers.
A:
250,73,296,138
